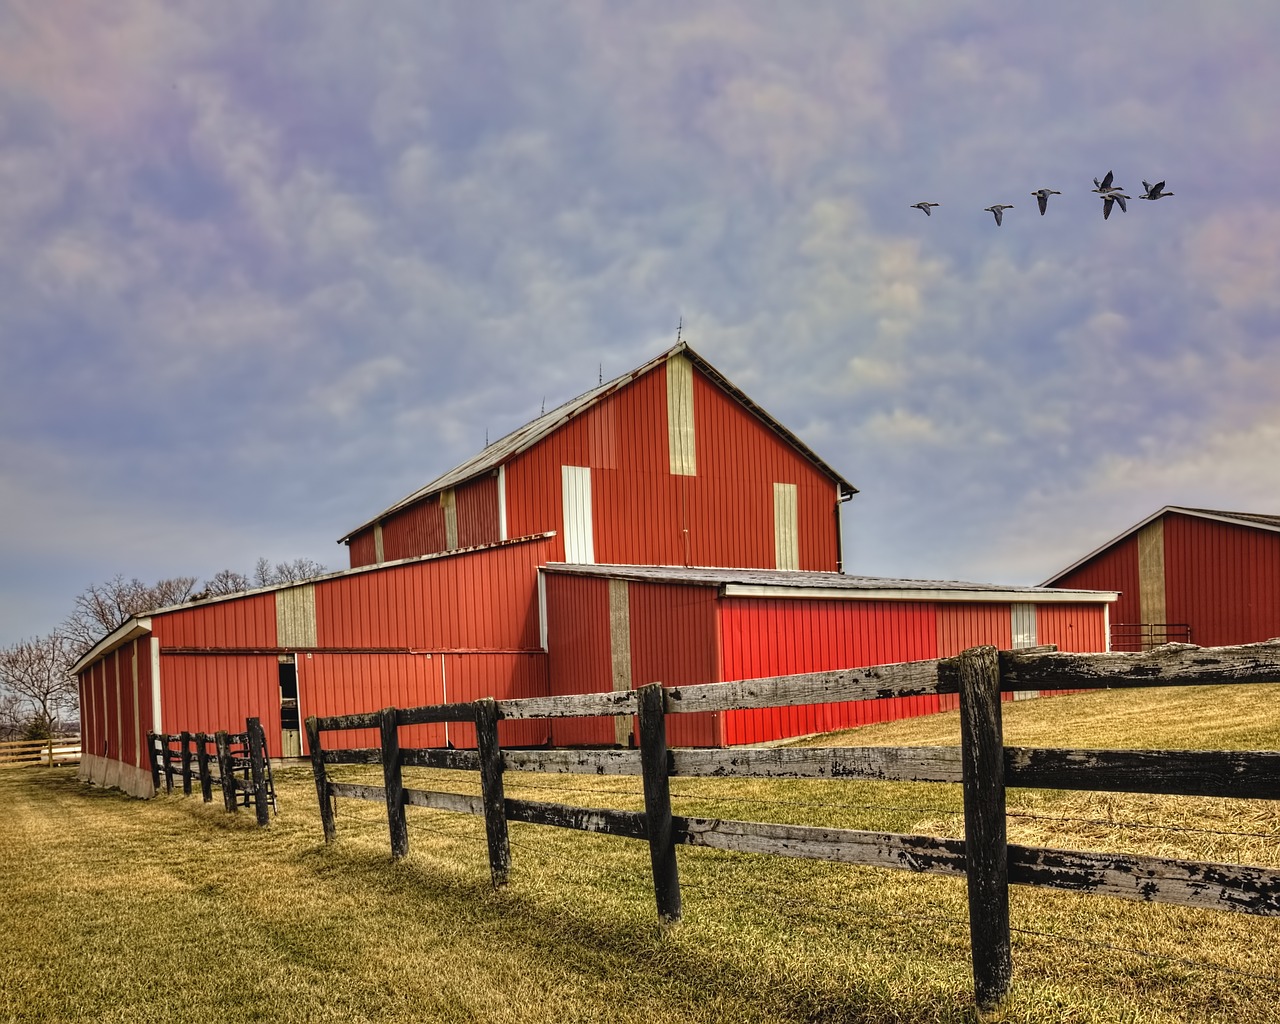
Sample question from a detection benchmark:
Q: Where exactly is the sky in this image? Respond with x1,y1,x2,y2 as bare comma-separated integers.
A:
2,1,1278,648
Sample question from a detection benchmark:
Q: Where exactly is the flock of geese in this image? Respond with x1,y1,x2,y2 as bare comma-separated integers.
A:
911,170,1174,226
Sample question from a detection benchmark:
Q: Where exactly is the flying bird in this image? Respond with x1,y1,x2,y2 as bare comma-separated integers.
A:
910,202,940,216
984,204,1013,226
1091,170,1123,194
1140,180,1173,200
1031,188,1061,215
1099,190,1130,219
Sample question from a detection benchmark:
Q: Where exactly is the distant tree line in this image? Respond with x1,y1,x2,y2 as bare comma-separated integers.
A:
0,557,329,741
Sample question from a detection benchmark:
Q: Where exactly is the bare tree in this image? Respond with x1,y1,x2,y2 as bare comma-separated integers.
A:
202,568,253,597
0,633,76,738
253,557,329,587
62,574,198,658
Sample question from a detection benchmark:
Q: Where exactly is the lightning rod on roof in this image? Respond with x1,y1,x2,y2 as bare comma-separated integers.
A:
676,317,682,345
599,363,602,385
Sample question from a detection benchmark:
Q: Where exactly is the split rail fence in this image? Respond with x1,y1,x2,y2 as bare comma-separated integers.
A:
147,717,276,826
305,641,1280,1012
0,736,81,767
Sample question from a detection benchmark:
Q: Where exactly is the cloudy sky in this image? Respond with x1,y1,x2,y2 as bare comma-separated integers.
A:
2,2,1278,647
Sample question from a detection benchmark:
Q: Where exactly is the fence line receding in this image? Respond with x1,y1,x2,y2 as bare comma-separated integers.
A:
306,639,1280,1013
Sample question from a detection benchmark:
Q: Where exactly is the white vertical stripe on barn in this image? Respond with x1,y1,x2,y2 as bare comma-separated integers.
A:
667,353,697,476
773,482,799,570
562,465,595,564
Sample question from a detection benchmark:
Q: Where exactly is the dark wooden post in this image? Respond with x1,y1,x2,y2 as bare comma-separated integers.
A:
195,733,213,802
179,732,193,796
215,730,236,813
636,682,681,926
161,735,175,794
380,707,408,859
305,716,336,842
146,732,161,793
474,699,510,888
955,645,1012,1011
246,717,270,827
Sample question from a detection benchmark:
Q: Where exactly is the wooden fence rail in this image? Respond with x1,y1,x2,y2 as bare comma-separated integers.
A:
147,718,275,825
0,736,81,767
305,639,1280,1013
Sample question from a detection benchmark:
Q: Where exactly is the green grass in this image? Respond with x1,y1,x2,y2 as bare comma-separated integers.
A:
2,685,1279,1023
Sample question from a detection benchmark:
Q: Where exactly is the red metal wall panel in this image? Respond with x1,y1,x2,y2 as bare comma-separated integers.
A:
544,572,615,746
157,593,278,649
380,500,447,562
158,652,278,750
1035,604,1108,653
347,530,378,569
315,537,553,651
455,474,502,549
301,652,445,752
1052,538,1141,633
718,599,939,746
935,603,1013,657
628,582,721,748
480,361,846,571
1164,513,1280,647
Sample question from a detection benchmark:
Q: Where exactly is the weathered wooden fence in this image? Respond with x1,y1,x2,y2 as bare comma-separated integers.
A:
305,641,1280,1012
148,718,276,825
0,735,81,767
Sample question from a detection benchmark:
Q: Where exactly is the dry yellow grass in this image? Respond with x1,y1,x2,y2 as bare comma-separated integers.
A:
1,684,1277,1023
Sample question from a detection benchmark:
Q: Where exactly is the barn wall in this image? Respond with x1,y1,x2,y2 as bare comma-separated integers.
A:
315,537,551,651
77,638,155,798
157,653,279,750
544,572,615,746
1051,538,1141,641
474,359,847,572
1035,603,1109,653
718,599,939,746
935,603,1013,656
159,593,278,648
1163,513,1280,647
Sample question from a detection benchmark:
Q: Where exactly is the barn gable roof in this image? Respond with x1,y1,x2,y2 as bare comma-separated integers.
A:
338,341,857,544
544,563,1118,604
1040,505,1280,586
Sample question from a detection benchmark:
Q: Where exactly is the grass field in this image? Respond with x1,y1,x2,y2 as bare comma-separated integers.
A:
2,684,1279,1023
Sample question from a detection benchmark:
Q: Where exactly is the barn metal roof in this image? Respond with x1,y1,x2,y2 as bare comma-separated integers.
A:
1040,505,1280,586
543,563,1117,603
338,341,858,544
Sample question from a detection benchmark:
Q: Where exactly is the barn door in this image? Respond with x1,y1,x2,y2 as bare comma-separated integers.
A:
278,655,301,758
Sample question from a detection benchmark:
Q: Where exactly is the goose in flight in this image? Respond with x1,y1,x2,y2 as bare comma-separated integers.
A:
1100,190,1130,219
984,204,1014,226
1092,170,1125,195
1140,180,1173,200
910,202,941,216
1032,188,1061,215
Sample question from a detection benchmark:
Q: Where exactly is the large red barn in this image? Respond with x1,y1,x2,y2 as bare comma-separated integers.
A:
76,343,1117,797
1043,506,1280,649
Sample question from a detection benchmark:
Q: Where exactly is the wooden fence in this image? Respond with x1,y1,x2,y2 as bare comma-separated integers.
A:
147,718,276,826
0,736,81,767
305,641,1280,1012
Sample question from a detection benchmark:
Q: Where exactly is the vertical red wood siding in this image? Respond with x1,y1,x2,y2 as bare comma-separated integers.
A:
315,538,551,651
1163,513,1280,647
394,361,844,572
158,593,278,648
158,653,278,750
1035,604,1108,653
627,582,721,748
347,531,378,568
1051,538,1141,633
301,652,445,751
935,604,1013,657
454,474,502,549
544,572,615,746
718,599,939,745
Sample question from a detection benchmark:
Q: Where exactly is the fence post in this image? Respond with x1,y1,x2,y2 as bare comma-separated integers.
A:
305,716,336,842
474,698,510,888
246,717,270,827
146,732,161,794
161,735,175,794
195,733,213,802
215,731,236,813
380,707,408,859
955,645,1012,1012
636,682,681,926
180,732,193,796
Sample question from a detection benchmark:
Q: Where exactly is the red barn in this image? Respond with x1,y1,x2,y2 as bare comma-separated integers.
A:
75,343,1117,797
1043,506,1280,650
